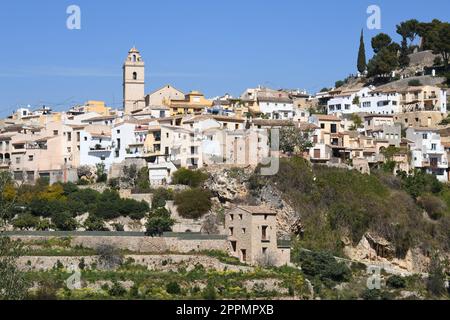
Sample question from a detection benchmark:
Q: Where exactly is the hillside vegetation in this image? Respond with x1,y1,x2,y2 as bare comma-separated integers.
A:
249,157,450,258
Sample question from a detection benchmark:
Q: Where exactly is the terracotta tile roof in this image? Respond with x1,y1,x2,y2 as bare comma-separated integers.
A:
298,122,319,131
314,114,341,122
252,119,295,127
82,115,117,122
238,206,276,215
183,115,245,124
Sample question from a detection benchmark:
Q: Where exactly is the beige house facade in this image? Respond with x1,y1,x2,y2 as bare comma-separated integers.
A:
225,206,290,266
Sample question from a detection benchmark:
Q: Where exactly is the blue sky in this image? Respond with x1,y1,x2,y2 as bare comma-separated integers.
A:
0,0,449,116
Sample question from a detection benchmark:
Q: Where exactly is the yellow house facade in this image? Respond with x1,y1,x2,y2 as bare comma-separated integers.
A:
167,91,213,116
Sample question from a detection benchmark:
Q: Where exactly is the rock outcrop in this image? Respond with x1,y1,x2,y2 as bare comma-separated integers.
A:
205,166,253,202
344,233,430,275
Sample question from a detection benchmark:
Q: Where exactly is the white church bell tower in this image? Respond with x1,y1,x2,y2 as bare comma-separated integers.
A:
123,47,145,114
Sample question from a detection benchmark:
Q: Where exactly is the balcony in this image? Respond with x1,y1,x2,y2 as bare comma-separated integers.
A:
0,160,11,167
89,144,112,152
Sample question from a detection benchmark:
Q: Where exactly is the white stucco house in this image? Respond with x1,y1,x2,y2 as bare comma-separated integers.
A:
327,87,373,115
359,89,401,115
406,127,448,182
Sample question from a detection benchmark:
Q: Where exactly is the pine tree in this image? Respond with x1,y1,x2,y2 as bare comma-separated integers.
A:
357,29,367,73
398,38,410,68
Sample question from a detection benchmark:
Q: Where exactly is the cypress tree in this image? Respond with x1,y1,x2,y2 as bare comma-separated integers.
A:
357,29,367,73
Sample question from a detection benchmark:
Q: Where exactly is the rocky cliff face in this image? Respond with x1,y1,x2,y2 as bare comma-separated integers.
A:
344,233,431,275
204,166,432,275
205,166,301,237
205,166,252,203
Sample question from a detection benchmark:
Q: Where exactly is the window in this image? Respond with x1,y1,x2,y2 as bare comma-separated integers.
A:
229,227,234,236
239,214,243,220
28,155,33,161
67,132,72,142
133,72,137,80
242,228,246,234
241,249,247,261
53,130,58,136
262,226,268,241
16,157,20,164
84,137,88,141
229,214,234,221
431,144,437,151
422,134,428,140
117,130,120,134
77,132,80,142
320,123,325,129
330,123,337,133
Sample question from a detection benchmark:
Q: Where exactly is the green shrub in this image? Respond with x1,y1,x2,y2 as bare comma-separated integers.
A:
399,170,442,198
84,215,107,231
296,251,351,283
427,254,446,297
172,168,208,187
361,289,393,300
386,275,406,289
52,212,77,231
135,167,151,193
95,163,107,183
36,219,53,231
108,178,120,190
145,215,175,237
108,281,127,297
152,188,173,209
12,213,40,230
202,282,217,300
118,199,149,220
417,194,447,220
174,188,212,219
166,282,181,295
29,198,68,218
112,223,124,232
67,188,100,215
78,258,86,270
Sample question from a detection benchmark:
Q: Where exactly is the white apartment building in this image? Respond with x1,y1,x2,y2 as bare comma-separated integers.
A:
359,89,401,115
406,127,448,182
78,122,147,171
259,98,294,120
327,87,372,115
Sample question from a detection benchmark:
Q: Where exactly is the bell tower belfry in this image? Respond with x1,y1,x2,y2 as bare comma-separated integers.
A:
123,47,145,114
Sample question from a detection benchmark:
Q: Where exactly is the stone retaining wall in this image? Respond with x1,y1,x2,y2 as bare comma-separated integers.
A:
11,235,227,253
17,254,252,272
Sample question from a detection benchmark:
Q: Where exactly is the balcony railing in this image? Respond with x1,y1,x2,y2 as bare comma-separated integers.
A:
89,145,112,152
